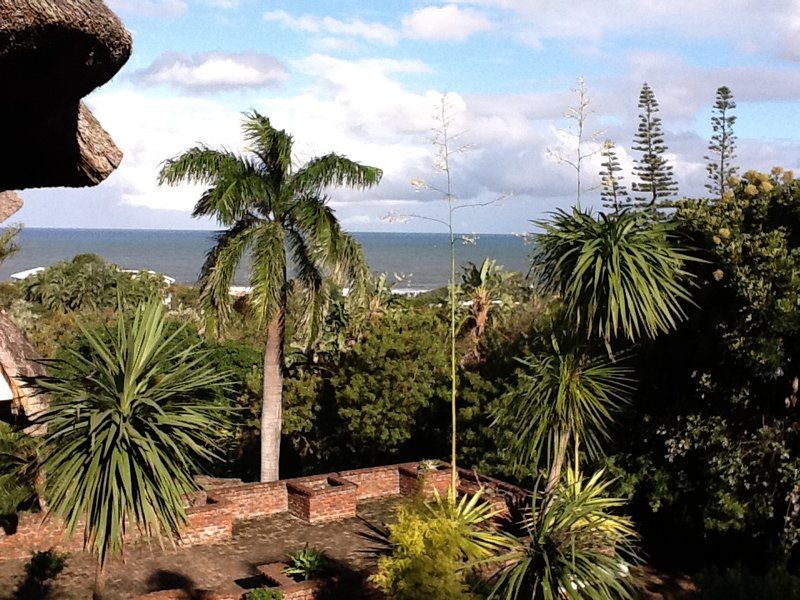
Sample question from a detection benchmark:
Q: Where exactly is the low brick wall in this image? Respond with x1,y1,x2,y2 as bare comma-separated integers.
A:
182,500,234,546
338,465,400,500
0,513,83,561
206,480,288,521
399,463,453,498
0,462,527,563
287,475,358,524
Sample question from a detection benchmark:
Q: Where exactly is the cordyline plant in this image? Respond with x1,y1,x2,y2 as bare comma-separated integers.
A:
496,333,632,496
530,208,696,353
489,469,639,600
30,301,229,599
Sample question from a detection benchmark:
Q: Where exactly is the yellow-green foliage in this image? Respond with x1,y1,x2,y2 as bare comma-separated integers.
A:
372,501,480,600
372,491,503,600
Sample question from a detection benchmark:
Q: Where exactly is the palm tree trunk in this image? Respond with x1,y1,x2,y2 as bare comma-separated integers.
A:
93,559,106,600
260,306,284,482
544,429,570,507
34,467,48,512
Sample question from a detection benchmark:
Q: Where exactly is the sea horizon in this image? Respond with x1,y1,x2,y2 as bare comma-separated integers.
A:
0,228,533,289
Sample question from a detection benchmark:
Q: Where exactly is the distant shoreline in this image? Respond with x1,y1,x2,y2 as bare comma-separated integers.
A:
0,229,533,289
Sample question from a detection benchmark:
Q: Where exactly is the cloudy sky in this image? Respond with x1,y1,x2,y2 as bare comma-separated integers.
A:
17,0,800,232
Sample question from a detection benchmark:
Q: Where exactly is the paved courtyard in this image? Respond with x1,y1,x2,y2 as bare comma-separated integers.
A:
0,498,399,599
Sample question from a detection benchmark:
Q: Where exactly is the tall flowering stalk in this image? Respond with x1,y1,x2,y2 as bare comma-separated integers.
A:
388,95,507,494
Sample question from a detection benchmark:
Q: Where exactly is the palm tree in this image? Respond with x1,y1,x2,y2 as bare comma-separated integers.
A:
460,258,509,366
530,209,695,354
31,301,228,598
159,111,381,481
496,334,631,496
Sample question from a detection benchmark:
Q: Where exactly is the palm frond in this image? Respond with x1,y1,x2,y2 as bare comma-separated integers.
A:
495,336,632,469
198,218,258,333
241,111,293,178
289,153,383,195
248,221,287,325
0,224,21,267
490,469,639,600
159,147,267,226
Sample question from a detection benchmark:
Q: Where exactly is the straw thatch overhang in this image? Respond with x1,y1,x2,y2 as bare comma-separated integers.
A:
0,312,47,434
0,191,23,223
0,0,132,190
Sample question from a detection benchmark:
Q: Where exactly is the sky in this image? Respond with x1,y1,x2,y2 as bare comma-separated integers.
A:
15,0,800,233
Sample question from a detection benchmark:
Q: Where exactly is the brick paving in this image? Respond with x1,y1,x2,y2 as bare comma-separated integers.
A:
0,498,399,600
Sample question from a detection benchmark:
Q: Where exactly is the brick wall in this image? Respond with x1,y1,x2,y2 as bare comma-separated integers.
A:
398,463,453,498
287,475,358,524
0,513,83,561
0,463,527,562
181,500,233,546
206,480,287,521
338,465,399,500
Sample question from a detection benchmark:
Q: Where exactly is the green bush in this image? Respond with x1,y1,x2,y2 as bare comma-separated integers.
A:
697,565,800,599
284,544,327,581
372,491,503,600
245,588,284,600
610,169,800,565
22,253,168,313
14,550,67,599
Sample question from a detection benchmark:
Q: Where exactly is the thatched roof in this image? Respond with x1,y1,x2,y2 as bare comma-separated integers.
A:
0,312,47,434
0,192,23,223
0,0,132,190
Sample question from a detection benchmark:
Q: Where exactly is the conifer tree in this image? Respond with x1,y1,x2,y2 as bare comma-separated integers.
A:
599,140,628,212
705,86,738,200
631,83,677,208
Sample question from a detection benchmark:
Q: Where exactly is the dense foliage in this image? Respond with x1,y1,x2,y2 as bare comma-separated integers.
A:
610,169,800,567
23,253,167,312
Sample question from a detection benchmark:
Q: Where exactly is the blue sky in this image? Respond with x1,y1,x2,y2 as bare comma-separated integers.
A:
15,0,800,232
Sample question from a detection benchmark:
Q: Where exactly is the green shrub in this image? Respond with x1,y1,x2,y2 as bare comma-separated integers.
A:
22,254,168,313
697,565,800,599
284,544,327,581
14,550,67,599
246,588,284,600
372,491,504,600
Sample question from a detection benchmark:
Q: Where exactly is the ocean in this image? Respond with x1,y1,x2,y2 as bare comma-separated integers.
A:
0,229,533,290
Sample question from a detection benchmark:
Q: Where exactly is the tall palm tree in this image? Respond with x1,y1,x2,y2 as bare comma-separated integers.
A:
530,209,695,354
159,112,382,481
31,301,228,599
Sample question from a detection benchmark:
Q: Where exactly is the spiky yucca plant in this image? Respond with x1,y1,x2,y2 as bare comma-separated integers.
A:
31,301,229,599
531,209,695,350
490,469,639,600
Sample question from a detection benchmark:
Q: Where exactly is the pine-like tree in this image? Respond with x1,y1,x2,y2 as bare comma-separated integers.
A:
599,140,629,212
631,83,677,208
705,86,738,200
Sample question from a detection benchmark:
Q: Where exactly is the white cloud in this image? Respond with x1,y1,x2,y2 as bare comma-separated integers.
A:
88,51,800,232
133,51,288,92
263,4,492,47
263,10,400,45
401,4,492,41
455,0,800,60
